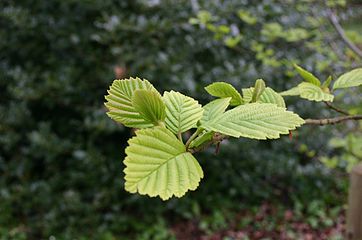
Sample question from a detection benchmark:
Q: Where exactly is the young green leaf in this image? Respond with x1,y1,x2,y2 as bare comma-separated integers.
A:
251,79,266,102
188,131,214,148
124,126,204,200
201,103,304,139
279,86,300,96
243,87,286,108
333,68,362,89
298,82,334,102
280,83,334,102
163,91,203,134
293,64,321,86
104,77,160,128
132,89,166,125
321,75,332,89
205,82,243,106
200,98,231,124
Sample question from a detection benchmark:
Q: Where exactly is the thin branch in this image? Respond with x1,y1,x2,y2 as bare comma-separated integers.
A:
326,8,362,58
324,101,350,116
305,115,362,125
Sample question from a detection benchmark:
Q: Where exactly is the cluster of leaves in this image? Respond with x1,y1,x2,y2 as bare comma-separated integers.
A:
105,77,305,200
281,65,362,102
1,0,358,238
105,65,362,200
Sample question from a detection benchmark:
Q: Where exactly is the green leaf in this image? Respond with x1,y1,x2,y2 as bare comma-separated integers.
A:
205,82,243,106
333,68,362,89
132,89,166,125
321,75,332,89
243,87,286,108
124,126,204,200
163,91,203,134
298,82,334,102
251,79,266,103
201,103,304,139
280,83,334,102
105,77,160,128
280,86,300,96
189,131,214,148
294,64,321,86
200,98,231,124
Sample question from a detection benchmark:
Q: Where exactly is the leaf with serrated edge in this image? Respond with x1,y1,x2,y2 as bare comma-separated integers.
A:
205,82,243,106
294,64,321,86
333,68,362,89
200,98,231,124
124,127,204,200
201,103,304,139
242,87,286,107
163,91,203,134
105,77,161,128
132,89,166,125
298,82,334,102
280,86,300,96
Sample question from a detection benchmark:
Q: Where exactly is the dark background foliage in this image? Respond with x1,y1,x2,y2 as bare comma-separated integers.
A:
0,0,360,239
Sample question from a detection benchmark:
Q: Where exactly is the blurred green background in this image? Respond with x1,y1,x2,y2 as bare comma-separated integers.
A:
1,0,361,239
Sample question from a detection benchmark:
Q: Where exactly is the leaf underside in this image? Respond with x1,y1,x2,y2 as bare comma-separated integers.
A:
205,82,243,106
163,91,204,134
280,83,334,102
298,82,334,102
201,103,305,139
333,68,362,89
105,77,160,128
280,86,300,96
242,87,286,108
124,127,204,200
200,98,231,124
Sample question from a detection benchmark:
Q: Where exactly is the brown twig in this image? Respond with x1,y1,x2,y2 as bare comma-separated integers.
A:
305,115,362,125
324,101,350,116
326,8,362,58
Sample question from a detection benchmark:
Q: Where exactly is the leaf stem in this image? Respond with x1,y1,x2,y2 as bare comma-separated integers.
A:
177,132,183,143
185,128,203,149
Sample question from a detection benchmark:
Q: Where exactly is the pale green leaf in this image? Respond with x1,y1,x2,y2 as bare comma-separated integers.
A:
243,87,286,108
294,64,321,86
333,68,362,89
124,127,204,200
105,77,160,128
189,131,214,148
200,98,231,124
279,86,300,96
251,79,266,102
132,89,166,125
201,103,304,139
205,82,243,106
163,91,203,134
298,82,334,102
321,75,332,89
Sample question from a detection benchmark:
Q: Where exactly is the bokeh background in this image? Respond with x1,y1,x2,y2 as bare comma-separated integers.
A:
1,0,362,239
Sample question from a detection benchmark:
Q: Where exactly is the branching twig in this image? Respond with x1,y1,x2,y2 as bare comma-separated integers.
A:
326,8,362,58
305,115,362,125
324,101,350,116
